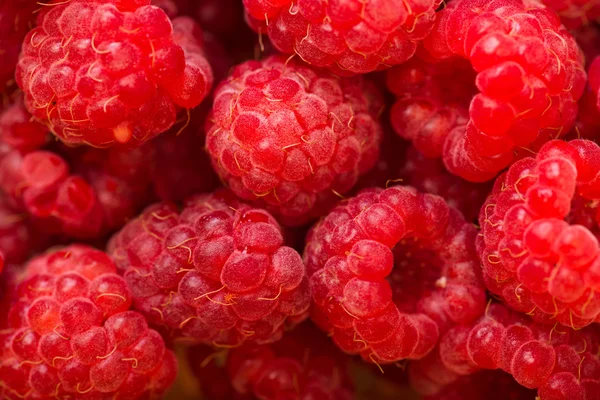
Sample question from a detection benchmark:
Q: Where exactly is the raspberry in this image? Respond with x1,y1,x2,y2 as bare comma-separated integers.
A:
304,186,486,364
16,0,213,147
410,302,600,399
420,0,586,182
0,245,177,398
206,55,384,226
107,189,310,346
189,322,354,400
0,96,49,153
242,0,442,75
478,139,600,328
541,0,600,30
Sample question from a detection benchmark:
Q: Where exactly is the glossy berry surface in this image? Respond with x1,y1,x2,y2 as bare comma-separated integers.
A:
16,0,212,147
421,0,586,182
108,189,310,347
305,186,486,364
206,55,383,226
410,302,600,399
243,0,442,75
479,139,600,328
0,245,177,399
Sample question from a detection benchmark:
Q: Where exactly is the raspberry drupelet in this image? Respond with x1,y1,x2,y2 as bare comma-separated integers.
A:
417,0,586,182
16,0,213,147
479,139,600,328
205,55,384,226
541,0,600,30
410,302,600,399
242,0,443,75
0,245,177,399
189,322,355,400
0,97,49,153
107,189,310,347
304,186,486,365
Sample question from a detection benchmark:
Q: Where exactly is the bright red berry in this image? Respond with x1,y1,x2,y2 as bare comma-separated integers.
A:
479,139,600,329
108,189,310,347
243,0,443,75
206,55,384,226
0,96,49,153
418,0,586,182
16,0,213,147
304,186,486,364
0,245,177,399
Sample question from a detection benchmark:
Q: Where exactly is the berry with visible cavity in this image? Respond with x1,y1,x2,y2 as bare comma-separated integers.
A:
419,0,586,182
305,185,486,364
478,139,600,328
243,0,442,75
0,245,177,399
206,55,384,226
108,189,310,347
16,0,212,147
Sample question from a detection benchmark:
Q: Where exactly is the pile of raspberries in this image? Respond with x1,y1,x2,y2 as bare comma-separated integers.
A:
1,0,600,399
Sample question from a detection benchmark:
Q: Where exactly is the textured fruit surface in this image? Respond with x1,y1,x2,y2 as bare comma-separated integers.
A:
410,302,600,399
542,0,600,29
478,139,600,328
0,245,177,399
304,186,486,364
190,322,354,400
206,55,384,226
243,0,442,75
16,0,212,147
108,189,310,346
0,96,48,153
420,0,586,182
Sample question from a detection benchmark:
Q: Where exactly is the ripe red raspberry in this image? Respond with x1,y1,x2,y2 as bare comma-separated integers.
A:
206,55,384,226
420,0,586,182
0,1,36,93
541,0,600,30
479,139,600,328
242,0,442,75
588,55,600,110
107,189,310,347
0,245,177,399
304,186,486,365
16,0,213,147
410,302,600,399
0,97,49,153
189,323,354,400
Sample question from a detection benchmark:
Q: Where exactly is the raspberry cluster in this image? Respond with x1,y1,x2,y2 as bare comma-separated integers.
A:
542,0,600,30
108,189,310,346
0,245,177,399
418,0,586,182
243,0,442,75
410,302,600,399
16,0,212,147
206,55,383,226
305,186,486,364
479,139,600,328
